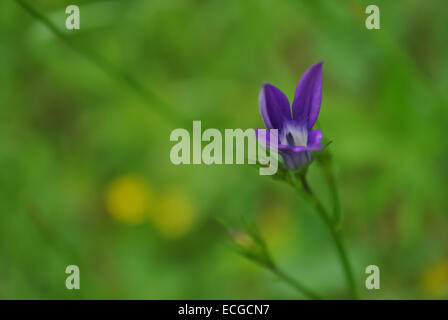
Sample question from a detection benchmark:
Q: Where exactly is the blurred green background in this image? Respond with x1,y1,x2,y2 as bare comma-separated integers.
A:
1,0,448,299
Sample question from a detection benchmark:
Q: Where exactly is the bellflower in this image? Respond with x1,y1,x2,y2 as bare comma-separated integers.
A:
256,62,324,170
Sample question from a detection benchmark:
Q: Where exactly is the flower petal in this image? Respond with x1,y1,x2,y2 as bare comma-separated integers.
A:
279,143,307,152
307,129,323,150
276,131,322,170
278,148,312,170
291,62,323,130
255,128,279,151
259,83,291,130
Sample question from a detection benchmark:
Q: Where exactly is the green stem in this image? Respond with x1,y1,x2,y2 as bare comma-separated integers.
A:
226,216,325,300
321,163,341,228
269,265,324,300
15,0,188,128
298,174,358,299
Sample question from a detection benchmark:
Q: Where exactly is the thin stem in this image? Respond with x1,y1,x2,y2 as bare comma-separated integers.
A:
297,174,358,299
268,264,324,300
15,0,188,127
224,215,325,300
321,163,341,228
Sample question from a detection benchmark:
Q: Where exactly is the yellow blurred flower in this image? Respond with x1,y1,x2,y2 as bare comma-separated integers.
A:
105,175,154,225
151,188,195,238
420,259,448,299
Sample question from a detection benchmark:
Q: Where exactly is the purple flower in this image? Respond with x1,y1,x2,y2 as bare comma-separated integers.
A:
256,62,324,170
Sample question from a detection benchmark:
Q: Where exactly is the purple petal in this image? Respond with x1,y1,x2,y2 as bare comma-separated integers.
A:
276,129,323,169
263,136,308,152
307,129,323,150
278,148,312,170
291,62,323,130
279,144,307,152
255,129,279,151
259,83,291,130
273,129,322,152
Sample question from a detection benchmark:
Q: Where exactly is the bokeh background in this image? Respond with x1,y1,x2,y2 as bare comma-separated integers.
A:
1,0,447,299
